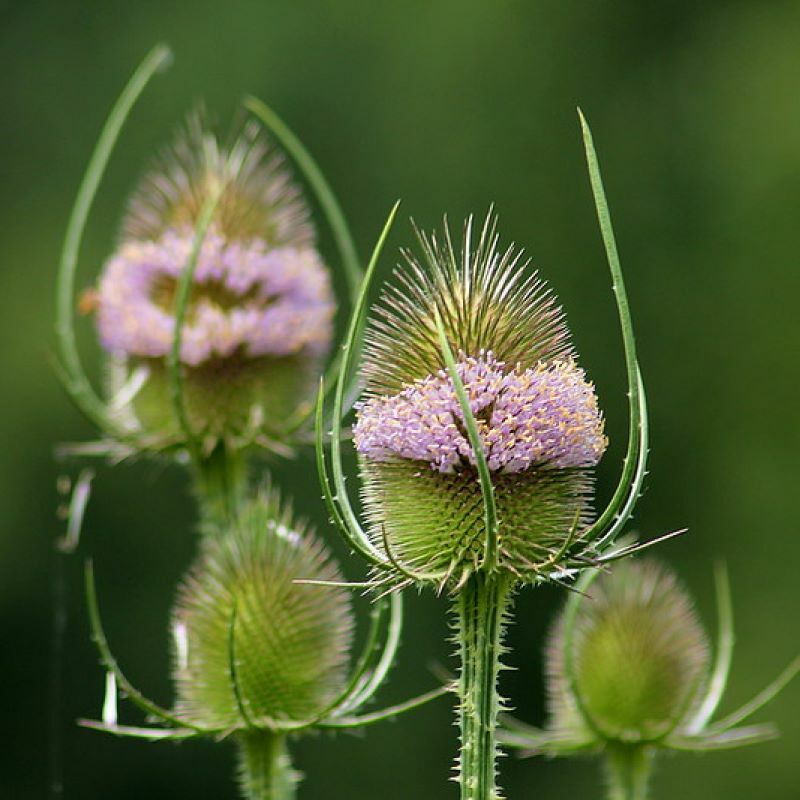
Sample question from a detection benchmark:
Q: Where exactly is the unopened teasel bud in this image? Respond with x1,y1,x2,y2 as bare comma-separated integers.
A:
547,558,710,744
171,494,354,728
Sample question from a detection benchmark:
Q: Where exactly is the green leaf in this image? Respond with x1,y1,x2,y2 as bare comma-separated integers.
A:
686,562,735,734
433,311,498,573
168,189,225,459
55,45,172,431
577,111,648,552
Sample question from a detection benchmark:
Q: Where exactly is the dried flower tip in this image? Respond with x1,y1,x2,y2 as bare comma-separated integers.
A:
362,213,573,397
172,493,354,729
123,114,313,247
354,351,606,474
97,230,334,366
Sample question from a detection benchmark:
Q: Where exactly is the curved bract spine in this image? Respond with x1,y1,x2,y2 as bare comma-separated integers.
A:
244,97,368,435
434,310,498,573
168,189,225,460
55,44,172,432
244,97,361,306
315,202,406,569
499,560,800,799
575,110,645,555
81,541,447,739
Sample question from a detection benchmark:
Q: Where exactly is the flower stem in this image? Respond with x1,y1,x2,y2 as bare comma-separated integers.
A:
456,571,513,800
193,442,248,529
236,732,299,800
604,745,654,800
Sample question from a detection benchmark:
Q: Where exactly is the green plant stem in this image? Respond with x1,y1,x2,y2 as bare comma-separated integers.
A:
604,745,654,800
456,571,513,800
193,443,248,529
236,732,298,800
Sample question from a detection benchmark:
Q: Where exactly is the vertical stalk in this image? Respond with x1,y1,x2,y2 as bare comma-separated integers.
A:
456,571,513,800
604,745,653,800
236,732,299,800
193,442,248,529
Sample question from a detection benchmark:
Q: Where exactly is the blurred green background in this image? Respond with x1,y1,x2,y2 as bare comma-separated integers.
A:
2,1,799,798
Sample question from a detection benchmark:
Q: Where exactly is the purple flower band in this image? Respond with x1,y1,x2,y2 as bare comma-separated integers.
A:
353,352,607,474
96,228,335,366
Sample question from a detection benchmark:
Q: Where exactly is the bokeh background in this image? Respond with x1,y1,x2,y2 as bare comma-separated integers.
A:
2,1,799,798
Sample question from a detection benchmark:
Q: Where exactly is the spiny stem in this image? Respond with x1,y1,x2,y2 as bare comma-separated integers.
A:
193,442,248,530
456,572,513,800
604,745,654,800
236,732,299,800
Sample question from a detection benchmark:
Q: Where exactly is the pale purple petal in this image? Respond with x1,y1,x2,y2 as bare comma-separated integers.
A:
96,229,334,365
353,352,607,474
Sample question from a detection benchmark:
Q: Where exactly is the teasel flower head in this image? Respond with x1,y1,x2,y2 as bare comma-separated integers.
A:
319,117,664,601
80,487,450,771
547,558,710,744
499,558,800,790
56,50,366,466
90,113,335,454
348,212,608,589
171,492,354,728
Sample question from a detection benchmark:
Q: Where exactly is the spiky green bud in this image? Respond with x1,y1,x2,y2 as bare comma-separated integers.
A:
171,493,353,729
548,558,710,744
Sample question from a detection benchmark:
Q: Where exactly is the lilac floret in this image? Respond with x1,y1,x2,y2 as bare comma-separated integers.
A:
96,228,334,366
353,352,607,474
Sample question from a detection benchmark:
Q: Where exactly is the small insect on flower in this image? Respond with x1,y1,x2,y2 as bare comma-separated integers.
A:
92,114,335,453
351,212,608,588
499,558,800,794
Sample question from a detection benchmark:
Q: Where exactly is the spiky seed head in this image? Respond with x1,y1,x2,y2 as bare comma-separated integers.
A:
546,559,710,744
353,214,607,585
122,112,314,247
171,493,353,729
93,114,335,451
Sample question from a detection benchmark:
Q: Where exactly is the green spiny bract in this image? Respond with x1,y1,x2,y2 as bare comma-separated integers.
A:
547,558,709,744
499,556,799,789
171,493,353,729
93,114,335,455
353,213,607,588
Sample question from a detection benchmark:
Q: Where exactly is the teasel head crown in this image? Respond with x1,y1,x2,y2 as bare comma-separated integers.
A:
350,212,611,588
91,112,335,454
499,558,800,771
